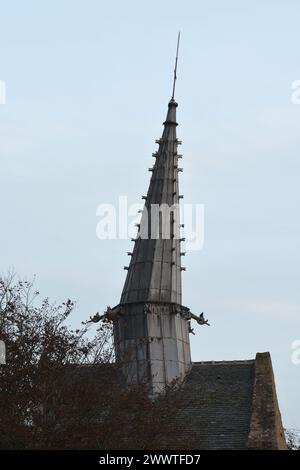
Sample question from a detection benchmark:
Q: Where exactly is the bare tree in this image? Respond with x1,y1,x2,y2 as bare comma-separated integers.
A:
0,274,187,450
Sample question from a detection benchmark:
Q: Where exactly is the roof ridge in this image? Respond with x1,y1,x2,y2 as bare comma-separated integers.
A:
192,359,255,365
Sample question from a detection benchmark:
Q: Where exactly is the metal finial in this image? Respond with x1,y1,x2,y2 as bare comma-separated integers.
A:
171,31,181,100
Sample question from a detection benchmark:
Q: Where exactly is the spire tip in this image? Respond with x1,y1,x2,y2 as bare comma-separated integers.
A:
171,31,181,101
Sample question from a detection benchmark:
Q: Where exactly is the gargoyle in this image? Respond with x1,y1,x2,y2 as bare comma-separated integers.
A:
190,311,210,326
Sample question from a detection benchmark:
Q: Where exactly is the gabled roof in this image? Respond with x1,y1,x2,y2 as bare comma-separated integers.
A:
166,352,287,450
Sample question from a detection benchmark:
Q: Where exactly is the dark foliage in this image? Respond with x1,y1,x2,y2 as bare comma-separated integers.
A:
0,274,185,450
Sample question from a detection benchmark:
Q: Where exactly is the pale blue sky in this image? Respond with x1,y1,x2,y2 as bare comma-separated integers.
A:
0,0,300,428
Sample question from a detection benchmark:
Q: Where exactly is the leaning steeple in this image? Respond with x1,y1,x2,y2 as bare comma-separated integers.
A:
121,99,184,305
111,35,207,393
121,32,184,306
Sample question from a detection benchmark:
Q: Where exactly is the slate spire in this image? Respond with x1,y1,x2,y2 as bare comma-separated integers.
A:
112,36,196,393
120,97,184,305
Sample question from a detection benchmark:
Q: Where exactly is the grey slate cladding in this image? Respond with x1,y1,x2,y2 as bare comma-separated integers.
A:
121,99,182,305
